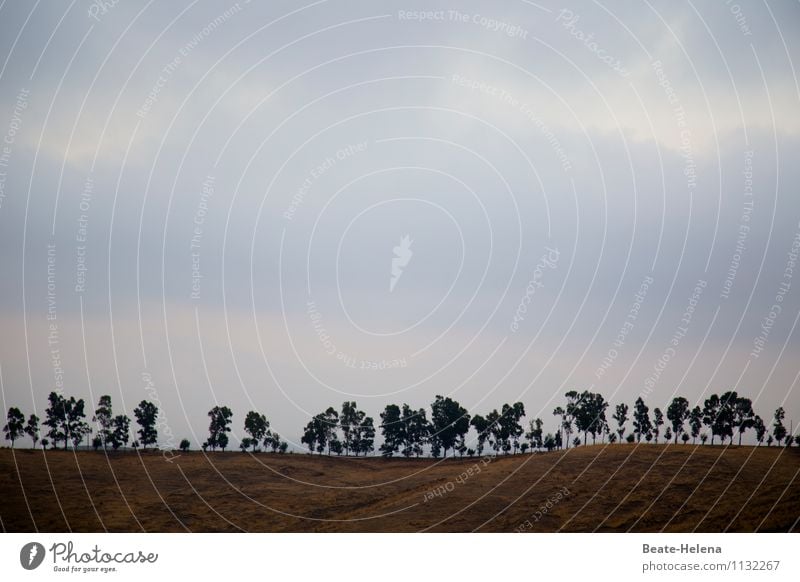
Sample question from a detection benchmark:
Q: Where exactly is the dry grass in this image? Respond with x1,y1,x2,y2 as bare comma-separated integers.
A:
1,444,798,532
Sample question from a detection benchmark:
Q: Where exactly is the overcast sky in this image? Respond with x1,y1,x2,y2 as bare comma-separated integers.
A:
1,0,799,450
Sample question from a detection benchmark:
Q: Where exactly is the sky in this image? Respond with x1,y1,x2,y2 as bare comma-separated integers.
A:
0,0,799,450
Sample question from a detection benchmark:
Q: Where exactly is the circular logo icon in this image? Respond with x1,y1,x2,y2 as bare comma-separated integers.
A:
20,542,45,570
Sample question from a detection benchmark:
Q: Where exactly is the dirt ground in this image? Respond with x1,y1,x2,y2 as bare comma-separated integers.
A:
1,444,798,532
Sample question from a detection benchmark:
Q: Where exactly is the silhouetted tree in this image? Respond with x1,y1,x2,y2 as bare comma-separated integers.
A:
573,392,594,445
357,416,375,456
470,414,489,456
301,407,339,455
552,406,566,448
702,391,737,445
401,404,428,457
562,391,583,448
502,402,526,454
653,408,664,443
681,433,690,444
301,414,325,455
585,392,608,444
703,394,727,445
411,406,430,457
3,407,25,447
486,409,502,455
753,415,766,446
733,397,755,445
340,401,362,455
44,393,66,448
526,418,543,451
93,395,114,449
337,402,371,456
180,438,190,452
133,400,159,450
702,394,719,445
206,405,232,452
67,398,90,449
429,395,470,458
264,431,286,453
41,438,49,450
543,433,556,452
322,407,339,455
689,406,703,444
25,414,40,448
379,404,403,457
300,419,317,454
244,411,269,452
44,392,89,450
109,415,130,450
666,397,689,443
772,407,787,446
613,403,629,441
632,397,651,443
717,391,738,444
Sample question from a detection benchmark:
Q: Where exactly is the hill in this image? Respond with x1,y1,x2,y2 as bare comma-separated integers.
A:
1,444,798,532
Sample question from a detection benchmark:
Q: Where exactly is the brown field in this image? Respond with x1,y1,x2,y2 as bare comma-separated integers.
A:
1,444,798,532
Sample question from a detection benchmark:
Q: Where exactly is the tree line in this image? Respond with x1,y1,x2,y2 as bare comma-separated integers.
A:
0,392,289,454
3,389,798,455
